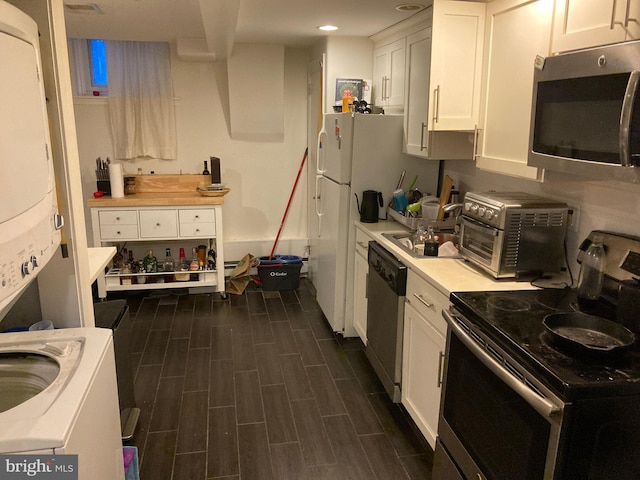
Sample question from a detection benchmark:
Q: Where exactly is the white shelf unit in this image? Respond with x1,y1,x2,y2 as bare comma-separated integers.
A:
90,204,225,297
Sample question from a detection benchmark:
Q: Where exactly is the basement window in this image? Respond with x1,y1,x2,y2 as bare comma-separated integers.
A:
70,38,108,96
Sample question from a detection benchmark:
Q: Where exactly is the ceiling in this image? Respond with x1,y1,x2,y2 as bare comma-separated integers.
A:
63,0,430,59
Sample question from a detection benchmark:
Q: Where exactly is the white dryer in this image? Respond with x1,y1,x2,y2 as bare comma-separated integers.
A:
0,327,124,480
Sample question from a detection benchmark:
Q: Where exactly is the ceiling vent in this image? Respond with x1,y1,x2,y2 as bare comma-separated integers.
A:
64,3,103,14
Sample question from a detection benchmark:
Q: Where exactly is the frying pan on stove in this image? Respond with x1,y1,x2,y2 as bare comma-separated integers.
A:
543,312,636,355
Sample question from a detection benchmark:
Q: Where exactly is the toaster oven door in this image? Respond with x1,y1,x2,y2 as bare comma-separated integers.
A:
459,216,505,278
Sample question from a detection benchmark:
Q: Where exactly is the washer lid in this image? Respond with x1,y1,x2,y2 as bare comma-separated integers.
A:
0,328,112,453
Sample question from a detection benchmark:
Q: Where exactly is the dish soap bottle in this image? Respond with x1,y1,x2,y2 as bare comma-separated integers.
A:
577,234,606,310
424,226,439,257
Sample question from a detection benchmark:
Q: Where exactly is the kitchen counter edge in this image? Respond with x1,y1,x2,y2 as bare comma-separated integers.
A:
355,220,536,297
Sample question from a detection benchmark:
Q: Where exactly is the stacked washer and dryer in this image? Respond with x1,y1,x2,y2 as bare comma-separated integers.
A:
0,2,125,479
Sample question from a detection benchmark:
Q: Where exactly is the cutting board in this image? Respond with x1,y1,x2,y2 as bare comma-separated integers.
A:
436,175,454,221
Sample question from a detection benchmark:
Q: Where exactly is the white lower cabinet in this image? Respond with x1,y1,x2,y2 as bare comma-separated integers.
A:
402,270,447,449
353,226,373,344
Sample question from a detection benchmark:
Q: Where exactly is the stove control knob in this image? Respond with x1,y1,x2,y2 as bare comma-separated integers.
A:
478,206,486,217
470,203,479,213
464,201,472,212
485,208,494,219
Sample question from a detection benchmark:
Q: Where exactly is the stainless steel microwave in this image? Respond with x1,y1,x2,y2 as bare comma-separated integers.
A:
528,40,640,183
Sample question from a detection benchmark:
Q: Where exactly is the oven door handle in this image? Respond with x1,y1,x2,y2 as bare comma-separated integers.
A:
443,309,563,419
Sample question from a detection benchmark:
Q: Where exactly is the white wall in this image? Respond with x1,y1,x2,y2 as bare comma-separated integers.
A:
444,161,640,277
74,45,309,261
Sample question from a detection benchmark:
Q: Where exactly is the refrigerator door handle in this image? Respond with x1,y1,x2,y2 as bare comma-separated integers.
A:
315,175,323,236
317,129,327,174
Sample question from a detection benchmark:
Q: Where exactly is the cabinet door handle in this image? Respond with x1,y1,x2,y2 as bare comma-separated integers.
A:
356,241,368,249
116,217,120,221
612,0,636,28
473,124,481,160
437,351,445,387
412,293,434,308
365,272,368,299
420,122,427,151
433,85,440,124
156,223,161,227
195,215,199,219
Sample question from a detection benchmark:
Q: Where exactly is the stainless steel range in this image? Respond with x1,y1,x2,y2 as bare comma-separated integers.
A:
459,192,569,279
435,231,640,480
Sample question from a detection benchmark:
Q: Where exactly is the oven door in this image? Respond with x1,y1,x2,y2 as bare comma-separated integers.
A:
438,308,564,480
459,216,505,278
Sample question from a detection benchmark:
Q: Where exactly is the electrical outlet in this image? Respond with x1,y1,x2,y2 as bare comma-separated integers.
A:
568,207,580,233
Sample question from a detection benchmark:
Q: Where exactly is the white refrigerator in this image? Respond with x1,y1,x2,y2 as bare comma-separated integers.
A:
311,113,439,336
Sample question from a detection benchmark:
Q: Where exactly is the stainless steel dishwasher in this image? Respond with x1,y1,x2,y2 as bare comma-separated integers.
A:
366,241,407,403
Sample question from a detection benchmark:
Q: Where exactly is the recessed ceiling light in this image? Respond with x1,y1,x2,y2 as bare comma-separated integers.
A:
395,4,425,11
318,25,339,32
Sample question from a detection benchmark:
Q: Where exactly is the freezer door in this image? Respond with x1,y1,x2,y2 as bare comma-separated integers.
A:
319,113,354,183
313,175,351,332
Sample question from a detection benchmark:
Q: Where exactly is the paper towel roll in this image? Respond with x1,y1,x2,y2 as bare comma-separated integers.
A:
109,163,125,198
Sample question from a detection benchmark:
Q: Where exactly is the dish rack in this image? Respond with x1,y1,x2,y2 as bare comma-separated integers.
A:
387,207,457,231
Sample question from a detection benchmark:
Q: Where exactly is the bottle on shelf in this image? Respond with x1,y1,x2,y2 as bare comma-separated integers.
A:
577,234,606,310
190,247,200,280
197,245,207,269
143,250,158,283
207,248,216,270
113,246,124,269
203,160,210,176
137,260,146,284
175,247,190,281
163,248,175,282
120,262,132,286
423,226,439,257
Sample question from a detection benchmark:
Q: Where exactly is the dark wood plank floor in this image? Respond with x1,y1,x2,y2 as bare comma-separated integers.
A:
120,279,433,479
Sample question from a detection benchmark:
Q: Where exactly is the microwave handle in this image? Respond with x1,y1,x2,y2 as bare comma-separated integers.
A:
620,70,640,167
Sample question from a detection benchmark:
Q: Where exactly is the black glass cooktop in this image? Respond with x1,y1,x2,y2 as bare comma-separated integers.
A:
450,289,640,401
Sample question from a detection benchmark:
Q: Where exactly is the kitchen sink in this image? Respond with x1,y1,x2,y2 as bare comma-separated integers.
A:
382,231,462,259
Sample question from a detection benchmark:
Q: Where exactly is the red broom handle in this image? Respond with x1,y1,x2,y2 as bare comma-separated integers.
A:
269,148,308,259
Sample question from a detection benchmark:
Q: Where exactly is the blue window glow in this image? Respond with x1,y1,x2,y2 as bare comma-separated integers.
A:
90,39,107,86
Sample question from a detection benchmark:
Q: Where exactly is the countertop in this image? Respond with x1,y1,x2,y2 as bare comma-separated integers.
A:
86,190,230,207
88,247,116,284
355,220,537,297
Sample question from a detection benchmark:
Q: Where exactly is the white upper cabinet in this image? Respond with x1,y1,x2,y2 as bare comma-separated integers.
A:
372,38,406,108
429,1,486,131
552,0,640,53
377,2,483,160
404,28,432,156
475,0,553,180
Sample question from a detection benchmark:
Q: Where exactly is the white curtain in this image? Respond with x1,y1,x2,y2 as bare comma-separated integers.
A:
106,41,176,160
